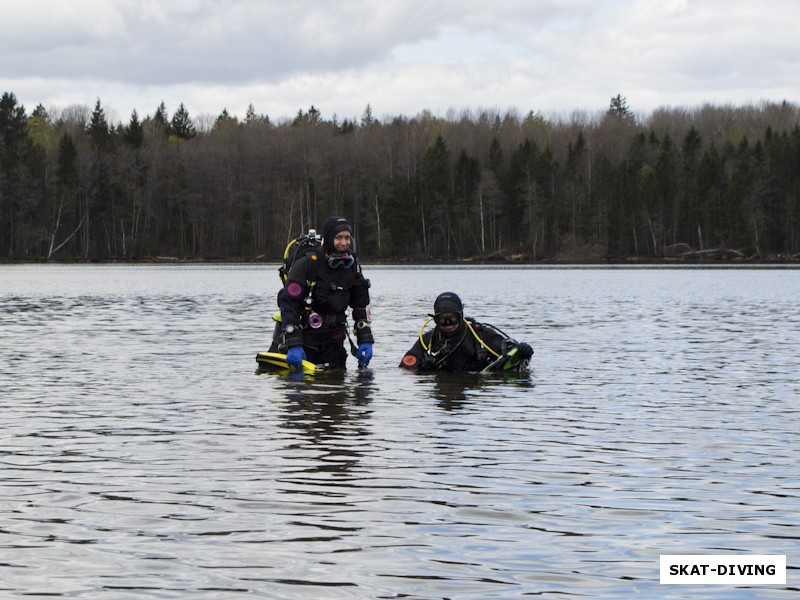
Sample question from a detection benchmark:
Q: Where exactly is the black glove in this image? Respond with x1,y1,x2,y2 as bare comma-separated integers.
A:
353,320,374,345
283,324,303,348
516,342,533,359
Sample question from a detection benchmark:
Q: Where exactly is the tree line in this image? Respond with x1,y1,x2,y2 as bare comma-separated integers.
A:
2,91,800,262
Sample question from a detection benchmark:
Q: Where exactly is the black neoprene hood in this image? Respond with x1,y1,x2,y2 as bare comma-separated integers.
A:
322,216,352,252
433,292,463,316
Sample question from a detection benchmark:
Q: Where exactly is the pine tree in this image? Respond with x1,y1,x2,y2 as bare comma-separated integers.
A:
608,94,635,124
170,103,196,140
245,103,257,123
0,92,31,257
215,108,238,129
244,103,270,125
149,101,170,137
306,105,321,126
361,104,375,128
420,135,452,255
87,99,111,149
124,110,143,147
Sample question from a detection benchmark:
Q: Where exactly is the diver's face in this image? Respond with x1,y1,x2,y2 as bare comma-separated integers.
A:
333,231,351,252
435,312,461,336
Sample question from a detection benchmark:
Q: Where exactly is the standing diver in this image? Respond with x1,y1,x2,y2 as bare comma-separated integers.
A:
399,292,533,372
270,216,374,370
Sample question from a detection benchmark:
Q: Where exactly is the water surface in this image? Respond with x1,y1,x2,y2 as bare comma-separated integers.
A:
1,264,798,598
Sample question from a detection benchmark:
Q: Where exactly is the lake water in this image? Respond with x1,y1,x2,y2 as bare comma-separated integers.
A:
1,264,797,599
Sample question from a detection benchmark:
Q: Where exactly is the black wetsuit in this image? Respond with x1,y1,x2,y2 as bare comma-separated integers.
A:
270,252,373,368
399,318,513,372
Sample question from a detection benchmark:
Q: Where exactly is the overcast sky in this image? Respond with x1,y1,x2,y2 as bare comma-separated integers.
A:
2,0,797,125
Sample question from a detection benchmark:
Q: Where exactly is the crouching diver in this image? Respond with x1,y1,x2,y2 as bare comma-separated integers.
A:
269,216,374,370
399,292,533,372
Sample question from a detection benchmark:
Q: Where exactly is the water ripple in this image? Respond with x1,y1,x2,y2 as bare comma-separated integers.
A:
1,265,798,598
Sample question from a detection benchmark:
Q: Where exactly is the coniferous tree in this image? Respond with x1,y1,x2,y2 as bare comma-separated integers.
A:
245,103,257,124
215,108,238,129
679,126,703,248
87,99,111,150
85,99,117,258
654,134,678,252
724,137,755,251
148,101,170,138
695,143,724,250
48,132,82,258
453,149,481,254
170,103,196,140
420,135,452,255
564,132,590,249
3,92,800,262
361,104,375,128
244,103,270,126
483,137,506,251
0,92,31,257
608,94,635,124
124,110,143,147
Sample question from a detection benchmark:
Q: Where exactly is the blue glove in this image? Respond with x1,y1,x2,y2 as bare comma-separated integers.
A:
356,343,373,367
286,346,306,370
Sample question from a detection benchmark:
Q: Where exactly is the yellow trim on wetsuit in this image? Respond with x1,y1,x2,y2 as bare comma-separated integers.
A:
419,316,501,359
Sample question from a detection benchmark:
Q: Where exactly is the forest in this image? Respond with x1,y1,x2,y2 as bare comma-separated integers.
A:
2,91,800,263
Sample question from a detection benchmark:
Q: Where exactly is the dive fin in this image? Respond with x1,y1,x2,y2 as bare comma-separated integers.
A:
482,346,526,373
256,351,319,374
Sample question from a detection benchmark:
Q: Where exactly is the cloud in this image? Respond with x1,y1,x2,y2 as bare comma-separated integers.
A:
1,0,798,123
575,0,800,107
3,0,443,84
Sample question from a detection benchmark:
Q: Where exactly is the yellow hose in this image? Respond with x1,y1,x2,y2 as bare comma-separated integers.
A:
465,319,501,358
419,316,501,359
419,317,434,350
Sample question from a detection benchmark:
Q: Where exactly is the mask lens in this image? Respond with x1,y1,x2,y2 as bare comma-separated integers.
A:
435,313,460,327
328,254,355,269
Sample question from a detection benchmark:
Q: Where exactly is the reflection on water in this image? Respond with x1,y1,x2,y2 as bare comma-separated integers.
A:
419,370,534,411
276,370,375,475
0,264,798,599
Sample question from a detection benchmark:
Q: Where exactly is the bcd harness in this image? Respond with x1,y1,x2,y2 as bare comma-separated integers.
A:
274,229,371,354
418,317,503,367
278,229,323,309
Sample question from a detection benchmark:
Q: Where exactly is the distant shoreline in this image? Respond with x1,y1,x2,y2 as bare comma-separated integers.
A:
4,255,800,267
